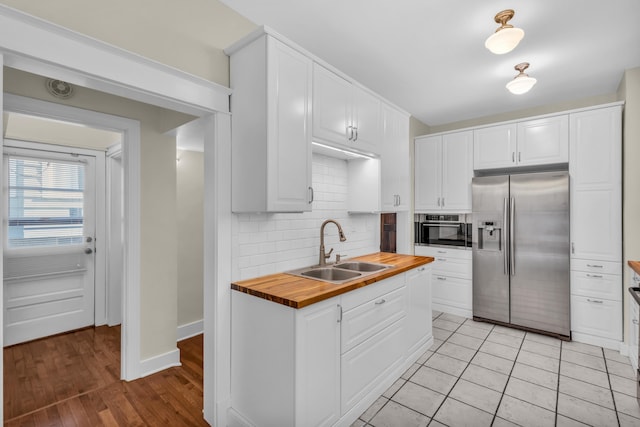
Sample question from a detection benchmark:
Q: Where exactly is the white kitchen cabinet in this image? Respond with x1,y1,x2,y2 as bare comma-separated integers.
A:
414,246,472,317
228,34,313,212
230,264,433,426
380,103,410,211
313,63,381,154
405,265,432,359
570,106,622,262
629,269,640,371
473,115,568,170
415,131,472,212
347,158,381,213
569,104,622,350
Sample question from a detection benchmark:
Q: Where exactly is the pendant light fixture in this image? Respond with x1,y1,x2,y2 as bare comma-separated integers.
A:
506,62,537,94
485,9,524,54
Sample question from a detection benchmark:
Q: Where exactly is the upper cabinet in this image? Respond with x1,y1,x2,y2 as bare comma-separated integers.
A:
313,63,382,154
380,104,410,211
474,115,568,170
415,131,473,212
228,34,313,213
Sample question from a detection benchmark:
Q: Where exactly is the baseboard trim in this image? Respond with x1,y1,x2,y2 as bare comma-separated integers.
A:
139,348,181,377
177,319,204,341
571,332,622,351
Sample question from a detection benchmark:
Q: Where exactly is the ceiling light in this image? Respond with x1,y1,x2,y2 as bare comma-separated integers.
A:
485,9,524,54
506,62,537,95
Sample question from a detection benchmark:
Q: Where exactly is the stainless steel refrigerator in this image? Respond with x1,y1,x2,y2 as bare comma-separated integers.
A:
472,171,570,338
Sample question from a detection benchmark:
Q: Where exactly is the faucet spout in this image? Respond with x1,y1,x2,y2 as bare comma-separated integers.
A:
319,219,347,266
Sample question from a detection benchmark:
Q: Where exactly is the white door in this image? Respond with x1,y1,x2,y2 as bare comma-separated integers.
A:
441,131,473,211
414,135,442,211
3,147,96,346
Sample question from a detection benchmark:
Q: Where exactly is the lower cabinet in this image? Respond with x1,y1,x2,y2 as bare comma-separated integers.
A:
230,265,432,427
415,246,472,317
628,269,640,371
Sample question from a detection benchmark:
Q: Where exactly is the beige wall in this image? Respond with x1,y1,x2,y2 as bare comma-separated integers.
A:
4,67,193,359
177,150,204,327
619,67,640,342
0,0,257,87
429,93,619,134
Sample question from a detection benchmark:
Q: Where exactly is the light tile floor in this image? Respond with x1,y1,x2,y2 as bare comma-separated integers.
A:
354,311,640,427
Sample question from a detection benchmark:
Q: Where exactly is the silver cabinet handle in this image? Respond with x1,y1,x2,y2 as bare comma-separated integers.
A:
347,125,354,140
571,242,575,254
437,250,447,254
337,304,342,323
587,299,604,304
375,299,386,305
417,267,426,272
518,152,521,162
586,274,603,279
512,152,515,163
442,197,445,207
503,198,509,275
587,264,603,268
436,276,447,281
633,319,639,325
353,127,358,141
84,248,93,254
397,195,401,206
437,197,441,207
308,186,314,204
510,197,515,276
438,258,448,262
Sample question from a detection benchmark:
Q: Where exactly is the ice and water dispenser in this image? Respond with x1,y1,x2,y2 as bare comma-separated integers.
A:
477,220,503,251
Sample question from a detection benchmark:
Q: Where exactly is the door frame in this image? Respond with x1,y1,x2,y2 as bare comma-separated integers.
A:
0,5,233,426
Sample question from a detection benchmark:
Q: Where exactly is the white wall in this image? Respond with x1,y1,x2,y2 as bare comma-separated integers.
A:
232,153,380,280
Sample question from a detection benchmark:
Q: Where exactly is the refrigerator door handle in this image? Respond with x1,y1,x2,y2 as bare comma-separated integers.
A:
503,197,509,275
510,197,515,276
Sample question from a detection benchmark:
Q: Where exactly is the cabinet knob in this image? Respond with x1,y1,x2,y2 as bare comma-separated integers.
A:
587,298,604,304
375,299,386,305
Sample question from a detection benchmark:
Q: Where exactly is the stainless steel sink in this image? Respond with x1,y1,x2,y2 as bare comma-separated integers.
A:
300,268,361,282
285,261,393,284
333,261,392,272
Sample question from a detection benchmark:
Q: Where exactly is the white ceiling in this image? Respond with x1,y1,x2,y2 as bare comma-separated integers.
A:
219,0,640,127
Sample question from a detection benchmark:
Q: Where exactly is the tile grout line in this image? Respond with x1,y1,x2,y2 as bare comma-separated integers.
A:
601,346,622,427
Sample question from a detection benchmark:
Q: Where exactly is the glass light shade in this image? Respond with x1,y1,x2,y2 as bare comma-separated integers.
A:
506,75,537,94
485,27,525,54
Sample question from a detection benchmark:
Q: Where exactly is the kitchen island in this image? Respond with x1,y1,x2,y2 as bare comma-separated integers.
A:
229,252,434,427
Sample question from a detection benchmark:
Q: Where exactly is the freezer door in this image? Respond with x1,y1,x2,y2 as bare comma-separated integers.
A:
472,175,510,323
509,171,570,336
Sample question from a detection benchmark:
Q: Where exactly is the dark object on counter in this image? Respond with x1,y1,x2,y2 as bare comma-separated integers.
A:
380,213,396,253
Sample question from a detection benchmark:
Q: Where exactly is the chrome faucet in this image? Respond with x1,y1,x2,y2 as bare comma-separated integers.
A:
319,219,347,266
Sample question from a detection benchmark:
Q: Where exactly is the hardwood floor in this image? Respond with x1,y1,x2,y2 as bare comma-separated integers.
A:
4,326,209,426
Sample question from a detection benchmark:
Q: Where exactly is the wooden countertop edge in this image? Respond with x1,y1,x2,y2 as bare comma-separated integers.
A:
231,253,434,309
628,260,640,276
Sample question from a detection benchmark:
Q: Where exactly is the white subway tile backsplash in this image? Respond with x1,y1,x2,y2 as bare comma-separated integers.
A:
232,153,380,280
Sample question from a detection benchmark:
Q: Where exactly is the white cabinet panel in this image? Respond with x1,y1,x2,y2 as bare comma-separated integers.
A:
312,64,352,146
415,131,472,212
571,295,622,340
341,318,406,413
570,271,621,301
230,35,313,212
381,104,410,211
516,115,569,166
406,265,432,358
570,259,621,276
352,86,382,153
432,275,472,314
473,124,517,170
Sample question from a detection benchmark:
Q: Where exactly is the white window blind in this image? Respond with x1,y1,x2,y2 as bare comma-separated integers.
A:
7,156,85,248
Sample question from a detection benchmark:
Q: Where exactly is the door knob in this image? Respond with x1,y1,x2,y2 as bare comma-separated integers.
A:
84,248,93,254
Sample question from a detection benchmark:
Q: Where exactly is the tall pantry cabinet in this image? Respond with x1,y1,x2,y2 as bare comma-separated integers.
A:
569,104,623,348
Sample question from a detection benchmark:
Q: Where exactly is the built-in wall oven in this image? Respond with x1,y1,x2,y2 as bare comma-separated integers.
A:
415,214,472,249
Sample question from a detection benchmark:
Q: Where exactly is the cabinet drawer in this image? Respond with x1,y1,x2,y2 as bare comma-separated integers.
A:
415,246,472,260
341,285,406,353
432,275,472,311
571,295,622,340
341,274,405,312
341,318,406,413
571,259,621,275
432,256,472,279
571,271,622,301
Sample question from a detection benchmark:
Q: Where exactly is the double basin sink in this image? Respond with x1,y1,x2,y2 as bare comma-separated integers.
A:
286,261,394,284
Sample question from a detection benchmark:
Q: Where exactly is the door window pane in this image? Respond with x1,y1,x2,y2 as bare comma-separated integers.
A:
7,156,85,247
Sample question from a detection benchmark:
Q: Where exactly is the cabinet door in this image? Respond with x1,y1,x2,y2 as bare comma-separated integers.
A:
569,107,622,262
473,124,517,170
295,299,341,427
267,39,313,212
405,266,432,358
381,104,410,211
517,115,568,166
441,131,473,211
312,63,351,146
352,86,382,153
571,295,622,340
432,275,473,313
414,135,442,211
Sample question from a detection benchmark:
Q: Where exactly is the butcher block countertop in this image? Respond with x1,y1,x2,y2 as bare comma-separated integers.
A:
231,252,434,309
629,260,640,275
